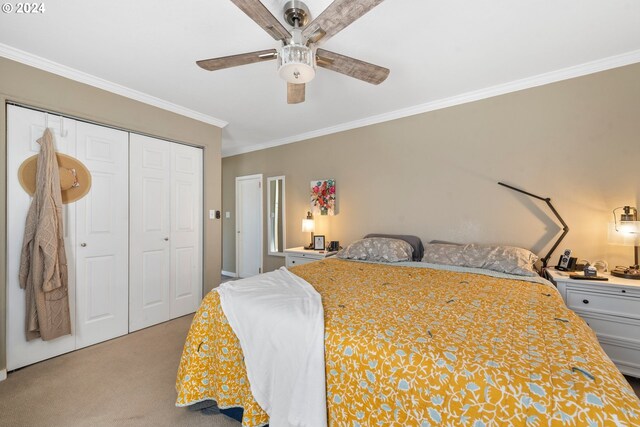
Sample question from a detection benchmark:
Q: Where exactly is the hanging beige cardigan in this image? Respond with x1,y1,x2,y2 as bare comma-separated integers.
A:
19,128,71,341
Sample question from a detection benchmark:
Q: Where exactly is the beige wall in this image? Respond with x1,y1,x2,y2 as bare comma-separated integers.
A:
0,57,223,372
222,62,640,274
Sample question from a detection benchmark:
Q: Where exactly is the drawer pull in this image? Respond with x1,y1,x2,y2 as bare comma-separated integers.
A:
582,299,589,304
622,290,626,293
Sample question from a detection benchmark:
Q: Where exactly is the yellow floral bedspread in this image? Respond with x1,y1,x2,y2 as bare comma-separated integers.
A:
176,259,640,426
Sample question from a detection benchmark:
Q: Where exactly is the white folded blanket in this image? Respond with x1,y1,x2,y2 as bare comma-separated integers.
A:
217,267,326,427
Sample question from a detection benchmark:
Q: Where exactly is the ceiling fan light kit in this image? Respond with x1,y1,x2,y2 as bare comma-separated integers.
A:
198,0,389,104
278,44,315,84
278,27,316,84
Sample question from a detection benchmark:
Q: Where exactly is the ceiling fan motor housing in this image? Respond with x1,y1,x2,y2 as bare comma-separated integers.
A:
283,0,310,27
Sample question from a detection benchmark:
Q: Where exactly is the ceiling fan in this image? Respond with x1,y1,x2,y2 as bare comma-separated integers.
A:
196,0,390,104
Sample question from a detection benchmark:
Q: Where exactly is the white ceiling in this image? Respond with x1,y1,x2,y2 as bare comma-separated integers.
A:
1,0,639,156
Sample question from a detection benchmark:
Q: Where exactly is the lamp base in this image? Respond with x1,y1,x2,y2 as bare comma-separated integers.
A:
304,242,314,250
611,265,640,280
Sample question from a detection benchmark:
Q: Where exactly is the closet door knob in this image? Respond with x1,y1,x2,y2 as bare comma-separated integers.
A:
80,243,87,247
164,237,169,241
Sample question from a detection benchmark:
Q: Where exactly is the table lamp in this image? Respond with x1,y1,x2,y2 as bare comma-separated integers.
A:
608,206,640,279
302,211,315,249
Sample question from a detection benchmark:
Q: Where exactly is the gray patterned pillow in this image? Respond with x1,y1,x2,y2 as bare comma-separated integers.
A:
337,238,414,263
422,243,538,276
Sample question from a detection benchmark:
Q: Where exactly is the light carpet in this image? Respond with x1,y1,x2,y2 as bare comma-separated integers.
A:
0,315,238,427
0,312,639,427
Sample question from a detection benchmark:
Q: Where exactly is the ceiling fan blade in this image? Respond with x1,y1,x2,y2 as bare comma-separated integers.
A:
230,0,291,41
196,49,277,71
302,0,385,44
287,83,305,104
316,48,389,85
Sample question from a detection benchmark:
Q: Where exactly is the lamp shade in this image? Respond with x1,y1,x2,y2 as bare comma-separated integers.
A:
608,221,640,246
302,218,315,233
609,206,640,279
619,221,640,234
609,206,640,246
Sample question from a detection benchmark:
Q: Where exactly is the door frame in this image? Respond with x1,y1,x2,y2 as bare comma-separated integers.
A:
235,174,263,278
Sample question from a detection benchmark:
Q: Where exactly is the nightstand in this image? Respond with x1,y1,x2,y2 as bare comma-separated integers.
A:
546,268,640,378
284,247,337,268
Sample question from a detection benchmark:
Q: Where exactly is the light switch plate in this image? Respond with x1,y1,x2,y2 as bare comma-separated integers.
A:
225,212,231,219
209,210,215,219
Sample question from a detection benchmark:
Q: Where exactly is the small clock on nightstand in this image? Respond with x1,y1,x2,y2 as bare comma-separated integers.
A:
284,247,337,268
546,268,640,378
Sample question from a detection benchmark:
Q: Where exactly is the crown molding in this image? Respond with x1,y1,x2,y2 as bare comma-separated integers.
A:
222,49,640,157
0,43,228,128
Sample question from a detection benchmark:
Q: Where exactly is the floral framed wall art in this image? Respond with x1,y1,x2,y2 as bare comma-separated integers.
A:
310,179,336,216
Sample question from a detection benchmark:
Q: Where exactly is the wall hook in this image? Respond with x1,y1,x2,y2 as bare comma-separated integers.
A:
60,115,68,137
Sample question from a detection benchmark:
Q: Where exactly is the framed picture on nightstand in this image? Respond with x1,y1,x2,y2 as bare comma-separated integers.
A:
313,235,325,250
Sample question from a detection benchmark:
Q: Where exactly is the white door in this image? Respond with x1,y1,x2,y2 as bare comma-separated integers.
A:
6,106,77,370
236,174,263,278
129,134,172,331
170,143,203,318
129,135,203,330
74,122,129,348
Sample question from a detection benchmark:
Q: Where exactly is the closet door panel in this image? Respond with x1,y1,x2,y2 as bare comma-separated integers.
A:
75,122,129,348
170,144,203,319
6,106,77,370
129,134,171,331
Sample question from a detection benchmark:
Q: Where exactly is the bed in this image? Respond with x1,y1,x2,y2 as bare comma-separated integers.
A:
176,251,640,426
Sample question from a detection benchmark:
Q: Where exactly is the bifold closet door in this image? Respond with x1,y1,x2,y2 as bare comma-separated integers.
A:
74,122,129,348
6,106,129,368
6,106,77,370
129,134,203,331
129,134,172,331
170,143,203,319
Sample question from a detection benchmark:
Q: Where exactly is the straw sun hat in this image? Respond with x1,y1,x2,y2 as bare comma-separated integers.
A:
18,153,92,204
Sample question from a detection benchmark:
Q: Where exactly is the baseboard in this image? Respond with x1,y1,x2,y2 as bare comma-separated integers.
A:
221,270,237,278
0,369,6,381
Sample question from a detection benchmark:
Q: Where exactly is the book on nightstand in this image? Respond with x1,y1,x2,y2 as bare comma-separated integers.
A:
568,273,608,281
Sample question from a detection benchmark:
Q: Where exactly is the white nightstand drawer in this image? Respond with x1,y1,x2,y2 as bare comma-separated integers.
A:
568,284,640,298
286,256,318,268
598,340,640,378
547,268,640,376
285,247,336,269
579,313,640,343
294,252,321,259
566,290,640,320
